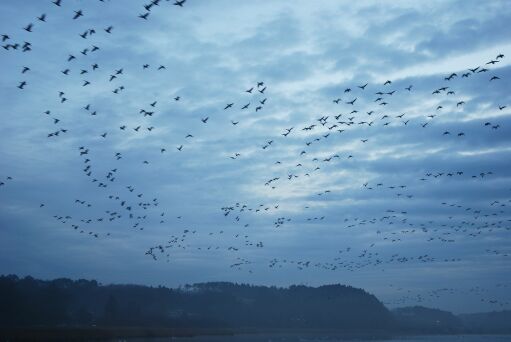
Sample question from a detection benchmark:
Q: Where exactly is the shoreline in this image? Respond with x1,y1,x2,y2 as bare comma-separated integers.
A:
2,327,510,341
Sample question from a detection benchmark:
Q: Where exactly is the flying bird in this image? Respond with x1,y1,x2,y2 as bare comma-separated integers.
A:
24,23,33,32
73,10,83,19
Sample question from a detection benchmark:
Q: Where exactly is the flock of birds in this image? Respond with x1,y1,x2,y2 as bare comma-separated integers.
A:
0,0,510,310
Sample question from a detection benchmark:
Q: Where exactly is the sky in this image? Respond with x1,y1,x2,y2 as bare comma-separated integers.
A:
0,0,510,314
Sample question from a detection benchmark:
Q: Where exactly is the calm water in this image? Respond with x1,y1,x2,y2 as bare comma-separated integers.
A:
130,335,511,342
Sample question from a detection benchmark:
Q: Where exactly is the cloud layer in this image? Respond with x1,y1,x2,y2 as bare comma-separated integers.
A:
0,0,510,313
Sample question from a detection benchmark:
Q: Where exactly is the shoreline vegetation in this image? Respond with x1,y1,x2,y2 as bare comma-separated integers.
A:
0,327,233,340
1,327,510,341
0,327,391,341
1,275,510,340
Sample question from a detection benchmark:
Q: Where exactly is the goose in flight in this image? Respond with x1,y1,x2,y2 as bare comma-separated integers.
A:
445,73,457,80
73,10,83,20
282,127,293,137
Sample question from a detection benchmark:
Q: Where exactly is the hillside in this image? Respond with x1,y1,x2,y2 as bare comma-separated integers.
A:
0,275,392,331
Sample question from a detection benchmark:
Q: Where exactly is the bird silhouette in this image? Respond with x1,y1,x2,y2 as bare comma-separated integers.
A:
73,10,83,20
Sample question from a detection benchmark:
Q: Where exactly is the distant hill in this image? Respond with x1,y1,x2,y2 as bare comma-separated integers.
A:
392,306,511,335
0,275,393,332
392,306,462,334
459,310,511,334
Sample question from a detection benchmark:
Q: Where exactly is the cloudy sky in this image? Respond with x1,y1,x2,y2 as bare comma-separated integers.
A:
0,0,510,313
